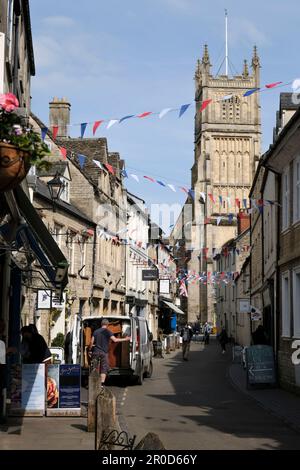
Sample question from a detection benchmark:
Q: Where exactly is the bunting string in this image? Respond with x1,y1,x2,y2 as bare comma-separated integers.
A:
41,80,292,138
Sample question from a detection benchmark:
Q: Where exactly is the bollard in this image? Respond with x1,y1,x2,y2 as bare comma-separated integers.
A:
95,388,118,450
87,361,102,432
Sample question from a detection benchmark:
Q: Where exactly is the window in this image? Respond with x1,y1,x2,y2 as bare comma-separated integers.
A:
53,223,63,248
282,168,290,230
293,268,300,338
293,157,300,223
67,231,76,274
60,179,70,203
282,272,291,337
79,237,87,277
6,0,14,62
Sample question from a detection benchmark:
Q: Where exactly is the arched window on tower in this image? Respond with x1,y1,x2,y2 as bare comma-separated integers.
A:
235,96,240,120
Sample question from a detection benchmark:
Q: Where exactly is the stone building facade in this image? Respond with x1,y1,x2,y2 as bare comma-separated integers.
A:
0,0,34,108
188,45,261,324
264,99,300,395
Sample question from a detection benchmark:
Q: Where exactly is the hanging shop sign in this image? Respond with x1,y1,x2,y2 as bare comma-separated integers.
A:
239,299,250,313
142,269,159,281
159,279,170,295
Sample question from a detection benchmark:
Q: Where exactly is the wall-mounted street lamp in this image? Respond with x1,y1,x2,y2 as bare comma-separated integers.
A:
47,173,65,206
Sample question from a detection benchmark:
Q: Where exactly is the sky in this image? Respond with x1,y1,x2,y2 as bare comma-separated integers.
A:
29,0,300,233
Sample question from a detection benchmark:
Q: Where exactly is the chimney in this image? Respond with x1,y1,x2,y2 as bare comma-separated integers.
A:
237,210,250,235
49,97,71,138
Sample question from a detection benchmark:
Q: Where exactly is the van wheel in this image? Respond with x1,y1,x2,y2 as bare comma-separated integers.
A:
145,361,153,378
137,364,143,385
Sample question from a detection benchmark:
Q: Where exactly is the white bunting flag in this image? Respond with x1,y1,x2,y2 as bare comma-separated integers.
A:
219,94,233,101
227,196,231,207
200,192,206,202
167,184,176,192
130,174,139,182
93,160,103,169
217,216,222,226
106,119,118,129
159,108,173,119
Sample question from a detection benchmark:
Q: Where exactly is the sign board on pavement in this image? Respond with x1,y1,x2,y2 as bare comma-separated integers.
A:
246,345,276,387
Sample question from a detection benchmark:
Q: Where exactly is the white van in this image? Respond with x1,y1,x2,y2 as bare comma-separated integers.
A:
69,314,153,385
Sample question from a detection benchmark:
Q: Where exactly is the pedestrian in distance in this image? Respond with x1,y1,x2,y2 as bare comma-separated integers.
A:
218,327,229,354
203,322,211,345
180,323,193,361
88,318,130,388
252,324,268,345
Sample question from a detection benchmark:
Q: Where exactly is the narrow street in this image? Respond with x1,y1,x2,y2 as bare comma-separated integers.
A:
110,339,300,450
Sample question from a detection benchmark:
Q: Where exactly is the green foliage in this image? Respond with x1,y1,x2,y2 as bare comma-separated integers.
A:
0,109,51,169
51,332,65,348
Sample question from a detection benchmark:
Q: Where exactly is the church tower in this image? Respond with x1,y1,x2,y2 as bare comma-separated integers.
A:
187,45,261,324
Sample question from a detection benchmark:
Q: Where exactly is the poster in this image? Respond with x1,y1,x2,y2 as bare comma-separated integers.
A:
47,364,59,409
59,364,81,409
21,364,45,414
10,364,22,410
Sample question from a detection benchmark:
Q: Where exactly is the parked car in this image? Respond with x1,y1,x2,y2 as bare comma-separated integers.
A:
69,314,153,385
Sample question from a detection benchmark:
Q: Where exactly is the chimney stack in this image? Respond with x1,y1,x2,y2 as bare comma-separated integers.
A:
49,97,71,138
237,210,250,235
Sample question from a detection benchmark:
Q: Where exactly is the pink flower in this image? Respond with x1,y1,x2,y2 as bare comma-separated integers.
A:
0,93,19,112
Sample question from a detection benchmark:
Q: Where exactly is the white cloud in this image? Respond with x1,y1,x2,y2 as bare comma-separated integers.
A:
42,16,76,27
230,18,270,48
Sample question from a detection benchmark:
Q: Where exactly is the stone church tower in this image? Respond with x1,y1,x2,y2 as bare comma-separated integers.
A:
187,45,261,324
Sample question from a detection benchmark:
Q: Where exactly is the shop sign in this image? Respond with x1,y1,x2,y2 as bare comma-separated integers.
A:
142,269,159,281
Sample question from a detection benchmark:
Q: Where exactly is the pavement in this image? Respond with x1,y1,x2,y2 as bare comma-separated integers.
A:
229,361,300,433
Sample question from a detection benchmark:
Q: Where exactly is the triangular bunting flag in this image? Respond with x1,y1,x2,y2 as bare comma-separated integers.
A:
59,147,67,160
188,189,195,200
131,174,139,182
143,175,155,182
217,216,222,226
41,127,48,141
93,120,103,135
52,126,59,140
243,88,260,96
200,99,212,112
121,169,128,178
159,108,173,119
93,159,103,169
235,198,241,208
138,112,152,118
119,115,135,123
78,154,86,168
208,193,215,203
180,187,189,194
200,192,206,203
219,195,223,204
104,163,115,174
157,180,166,187
179,103,190,118
107,119,118,129
265,81,282,89
243,198,247,208
228,213,234,224
167,184,176,192
80,122,87,138
220,94,233,101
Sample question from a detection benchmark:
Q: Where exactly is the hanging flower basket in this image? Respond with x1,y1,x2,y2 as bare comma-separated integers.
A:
0,142,31,191
0,93,51,193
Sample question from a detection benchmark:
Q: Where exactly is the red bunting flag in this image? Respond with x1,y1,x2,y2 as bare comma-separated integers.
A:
138,112,152,118
200,99,212,112
208,193,215,203
265,81,282,89
235,198,241,208
52,126,59,140
180,187,189,194
93,120,103,135
204,217,211,225
104,163,115,175
59,147,67,160
143,175,155,182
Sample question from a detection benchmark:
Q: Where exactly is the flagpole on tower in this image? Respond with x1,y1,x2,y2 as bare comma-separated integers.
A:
225,9,228,76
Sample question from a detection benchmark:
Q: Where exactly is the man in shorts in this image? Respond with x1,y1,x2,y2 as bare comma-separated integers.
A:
89,319,130,387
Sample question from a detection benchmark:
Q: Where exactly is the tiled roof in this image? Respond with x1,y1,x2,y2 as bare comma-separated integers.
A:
37,162,68,177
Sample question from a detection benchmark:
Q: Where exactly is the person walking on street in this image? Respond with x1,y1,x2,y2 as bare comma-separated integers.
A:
218,327,229,354
180,323,193,361
20,325,52,364
203,322,211,345
89,319,130,387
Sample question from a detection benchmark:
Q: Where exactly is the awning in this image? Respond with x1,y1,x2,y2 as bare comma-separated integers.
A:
162,301,185,315
14,186,69,292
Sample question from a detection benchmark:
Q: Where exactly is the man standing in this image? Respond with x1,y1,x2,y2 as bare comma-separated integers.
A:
180,323,193,361
89,319,130,387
